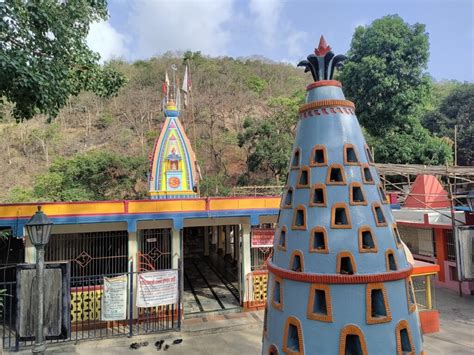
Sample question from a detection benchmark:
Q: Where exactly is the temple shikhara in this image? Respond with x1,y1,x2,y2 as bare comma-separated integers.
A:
262,37,424,354
148,69,199,199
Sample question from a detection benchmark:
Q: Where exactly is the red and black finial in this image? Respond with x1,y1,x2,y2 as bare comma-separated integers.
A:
298,35,347,82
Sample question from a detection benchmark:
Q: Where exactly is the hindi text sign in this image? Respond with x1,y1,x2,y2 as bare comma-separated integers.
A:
251,228,275,248
102,274,128,321
136,270,178,308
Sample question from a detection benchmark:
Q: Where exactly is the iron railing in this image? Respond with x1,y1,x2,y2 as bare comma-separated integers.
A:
1,266,182,351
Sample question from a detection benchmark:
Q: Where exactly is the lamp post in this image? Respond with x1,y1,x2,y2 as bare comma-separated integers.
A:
25,206,53,355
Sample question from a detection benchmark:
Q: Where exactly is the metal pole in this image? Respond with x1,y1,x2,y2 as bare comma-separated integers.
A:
425,275,432,309
448,181,463,297
33,245,45,355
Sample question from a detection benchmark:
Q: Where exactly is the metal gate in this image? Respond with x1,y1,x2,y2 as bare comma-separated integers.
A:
138,229,172,271
1,266,182,351
45,231,129,277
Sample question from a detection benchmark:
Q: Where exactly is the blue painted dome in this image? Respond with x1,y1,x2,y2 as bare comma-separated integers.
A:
262,37,424,355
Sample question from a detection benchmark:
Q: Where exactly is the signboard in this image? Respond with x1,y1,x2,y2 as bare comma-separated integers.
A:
251,228,275,248
16,263,70,341
102,274,128,321
456,226,474,281
136,270,178,308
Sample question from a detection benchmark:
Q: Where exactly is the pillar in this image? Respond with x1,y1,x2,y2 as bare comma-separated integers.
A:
218,226,225,253
204,226,210,256
434,228,446,282
172,228,181,269
128,231,138,272
234,225,240,262
225,225,232,255
212,226,218,245
241,223,252,305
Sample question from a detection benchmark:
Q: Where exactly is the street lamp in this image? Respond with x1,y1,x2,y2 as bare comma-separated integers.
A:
25,206,53,355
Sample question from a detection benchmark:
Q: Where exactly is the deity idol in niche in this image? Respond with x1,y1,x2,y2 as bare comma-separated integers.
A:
167,146,181,171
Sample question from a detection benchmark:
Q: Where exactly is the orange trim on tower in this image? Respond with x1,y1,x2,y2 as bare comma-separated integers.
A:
267,261,413,284
306,80,342,90
299,99,355,114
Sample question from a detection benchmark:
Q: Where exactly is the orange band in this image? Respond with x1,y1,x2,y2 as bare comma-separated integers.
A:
299,99,355,114
267,261,413,284
306,80,342,90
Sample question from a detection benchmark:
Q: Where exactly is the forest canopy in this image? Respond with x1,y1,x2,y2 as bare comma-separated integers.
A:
1,14,469,202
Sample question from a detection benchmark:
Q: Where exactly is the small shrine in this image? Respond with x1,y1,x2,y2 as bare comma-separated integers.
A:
262,37,424,354
148,68,199,199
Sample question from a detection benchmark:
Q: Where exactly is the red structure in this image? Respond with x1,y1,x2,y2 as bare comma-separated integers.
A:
404,175,450,209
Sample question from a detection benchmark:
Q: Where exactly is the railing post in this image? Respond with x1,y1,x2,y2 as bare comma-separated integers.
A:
128,262,134,337
425,274,432,309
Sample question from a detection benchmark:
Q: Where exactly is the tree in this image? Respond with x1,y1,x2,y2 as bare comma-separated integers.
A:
0,0,126,121
8,151,149,202
238,91,304,184
341,15,452,165
422,84,474,165
341,15,431,135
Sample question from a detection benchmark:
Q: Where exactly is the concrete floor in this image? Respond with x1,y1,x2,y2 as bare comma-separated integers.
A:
6,287,474,355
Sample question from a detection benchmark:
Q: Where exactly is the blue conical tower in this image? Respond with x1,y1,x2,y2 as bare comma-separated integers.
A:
262,37,424,355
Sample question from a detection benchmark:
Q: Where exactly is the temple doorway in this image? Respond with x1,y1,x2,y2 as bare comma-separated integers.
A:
182,226,241,317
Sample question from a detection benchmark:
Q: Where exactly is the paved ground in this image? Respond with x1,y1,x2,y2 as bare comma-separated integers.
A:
5,287,473,354
183,258,240,315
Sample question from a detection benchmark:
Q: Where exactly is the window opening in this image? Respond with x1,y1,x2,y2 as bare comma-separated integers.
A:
367,283,391,324
386,250,397,271
344,144,360,165
287,324,300,352
274,281,281,304
365,145,374,164
283,317,303,355
311,145,327,166
292,205,307,230
393,225,403,248
339,325,367,355
400,329,412,353
313,289,327,315
291,252,303,272
378,184,388,204
291,148,300,169
371,289,387,318
278,228,287,250
358,227,377,252
345,335,363,355
406,280,416,313
297,167,310,188
337,252,356,275
332,203,351,228
307,284,332,322
311,184,326,206
361,165,374,184
284,188,293,208
311,227,328,252
373,203,387,226
396,320,414,355
340,257,354,274
350,183,366,205
327,164,346,184
268,345,278,355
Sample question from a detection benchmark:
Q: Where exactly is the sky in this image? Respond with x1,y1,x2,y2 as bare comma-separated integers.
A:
86,0,474,82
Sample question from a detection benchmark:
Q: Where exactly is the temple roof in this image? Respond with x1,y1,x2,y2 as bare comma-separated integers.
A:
404,174,450,209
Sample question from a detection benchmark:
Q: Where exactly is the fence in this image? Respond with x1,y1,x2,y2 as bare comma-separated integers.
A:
1,265,182,351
